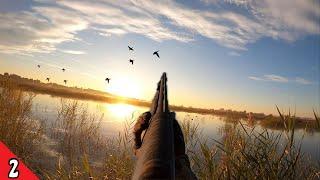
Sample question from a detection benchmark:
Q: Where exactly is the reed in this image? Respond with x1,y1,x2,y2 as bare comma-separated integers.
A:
314,110,320,131
182,111,320,179
0,78,44,170
45,99,106,179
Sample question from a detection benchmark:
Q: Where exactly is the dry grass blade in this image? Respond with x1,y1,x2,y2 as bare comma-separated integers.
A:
314,109,320,130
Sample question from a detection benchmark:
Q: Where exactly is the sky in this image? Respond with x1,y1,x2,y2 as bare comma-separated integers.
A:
0,0,319,117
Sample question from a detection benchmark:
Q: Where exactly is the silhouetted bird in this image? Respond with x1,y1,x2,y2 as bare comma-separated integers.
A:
63,80,67,84
37,65,40,68
128,46,134,51
62,68,66,72
105,78,110,84
46,77,50,82
129,59,134,65
153,51,160,58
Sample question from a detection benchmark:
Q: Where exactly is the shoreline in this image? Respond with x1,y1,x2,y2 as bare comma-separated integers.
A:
0,73,317,127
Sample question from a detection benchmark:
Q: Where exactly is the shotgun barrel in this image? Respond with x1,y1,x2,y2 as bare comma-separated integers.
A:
132,72,175,180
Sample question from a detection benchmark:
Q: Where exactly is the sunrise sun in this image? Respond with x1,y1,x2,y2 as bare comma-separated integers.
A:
106,76,141,99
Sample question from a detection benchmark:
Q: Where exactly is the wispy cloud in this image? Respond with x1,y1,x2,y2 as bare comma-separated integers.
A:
0,6,88,54
60,50,87,55
202,0,320,39
58,1,194,42
249,74,314,85
248,76,264,81
248,74,288,82
0,0,319,54
264,74,288,83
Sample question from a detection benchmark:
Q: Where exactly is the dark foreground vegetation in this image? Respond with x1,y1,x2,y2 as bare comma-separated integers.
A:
0,76,319,179
1,73,318,132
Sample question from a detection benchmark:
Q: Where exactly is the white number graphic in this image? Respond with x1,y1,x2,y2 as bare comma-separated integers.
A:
8,158,19,178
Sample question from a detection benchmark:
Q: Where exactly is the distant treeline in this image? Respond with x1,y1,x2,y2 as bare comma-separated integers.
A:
0,73,150,107
0,73,310,122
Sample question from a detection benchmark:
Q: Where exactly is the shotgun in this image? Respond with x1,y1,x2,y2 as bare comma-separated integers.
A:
132,72,175,179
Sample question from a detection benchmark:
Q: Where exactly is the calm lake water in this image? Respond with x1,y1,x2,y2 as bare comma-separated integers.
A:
32,93,320,161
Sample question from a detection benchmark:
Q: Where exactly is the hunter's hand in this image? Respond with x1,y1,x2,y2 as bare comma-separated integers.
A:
132,112,186,156
133,111,152,155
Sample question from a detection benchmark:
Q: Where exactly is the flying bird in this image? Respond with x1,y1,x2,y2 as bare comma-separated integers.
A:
37,65,40,68
129,59,134,65
46,77,50,82
153,51,160,58
105,78,110,84
63,80,67,84
62,68,66,72
128,46,134,51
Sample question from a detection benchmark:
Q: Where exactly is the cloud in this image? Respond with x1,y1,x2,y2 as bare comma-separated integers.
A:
122,0,262,50
0,6,88,54
248,76,264,81
58,1,193,42
60,0,319,50
295,77,313,85
0,0,319,54
264,74,288,82
249,74,314,85
227,0,320,38
228,51,241,56
60,50,87,55
249,75,289,83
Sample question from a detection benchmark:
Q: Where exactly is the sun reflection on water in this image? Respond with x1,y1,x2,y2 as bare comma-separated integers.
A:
106,103,136,118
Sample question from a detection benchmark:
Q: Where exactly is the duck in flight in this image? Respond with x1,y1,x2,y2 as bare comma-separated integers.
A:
37,65,40,68
129,59,134,65
128,46,134,51
63,80,67,84
46,77,50,82
62,68,66,72
153,51,160,58
105,78,110,84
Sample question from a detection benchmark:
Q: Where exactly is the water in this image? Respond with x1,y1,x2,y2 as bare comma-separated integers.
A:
32,93,320,161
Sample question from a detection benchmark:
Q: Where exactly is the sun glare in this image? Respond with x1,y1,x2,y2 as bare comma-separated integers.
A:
106,76,141,99
107,103,136,118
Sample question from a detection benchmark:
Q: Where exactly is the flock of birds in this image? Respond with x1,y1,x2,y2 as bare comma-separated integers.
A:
38,64,68,84
37,45,160,85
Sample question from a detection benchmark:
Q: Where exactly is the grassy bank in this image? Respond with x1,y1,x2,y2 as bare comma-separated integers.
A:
0,79,319,179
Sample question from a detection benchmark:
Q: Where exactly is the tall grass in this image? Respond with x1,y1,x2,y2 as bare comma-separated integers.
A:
182,113,320,179
259,108,319,132
314,110,320,131
44,100,135,179
101,120,135,179
0,79,43,170
46,100,105,179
